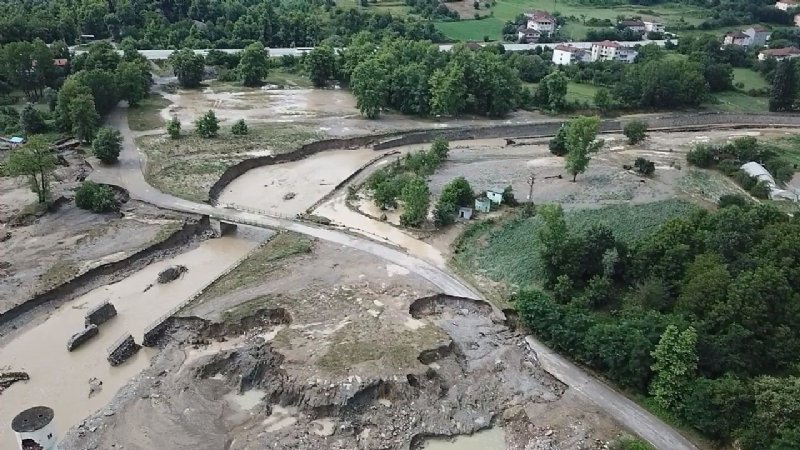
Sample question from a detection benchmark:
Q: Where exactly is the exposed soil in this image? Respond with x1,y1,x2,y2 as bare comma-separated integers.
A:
59,239,624,450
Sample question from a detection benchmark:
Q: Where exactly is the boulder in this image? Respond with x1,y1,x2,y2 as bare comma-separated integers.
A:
158,265,188,284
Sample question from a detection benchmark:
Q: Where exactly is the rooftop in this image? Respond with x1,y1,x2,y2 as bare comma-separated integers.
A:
761,46,800,56
594,40,621,48
554,44,583,53
620,19,645,27
525,10,555,21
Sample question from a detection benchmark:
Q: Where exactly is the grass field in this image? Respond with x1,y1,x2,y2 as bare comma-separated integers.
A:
525,81,600,107
433,0,707,41
732,67,770,91
127,94,171,131
710,90,769,113
454,200,698,289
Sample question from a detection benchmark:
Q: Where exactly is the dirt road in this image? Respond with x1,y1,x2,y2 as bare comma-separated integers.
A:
95,105,699,450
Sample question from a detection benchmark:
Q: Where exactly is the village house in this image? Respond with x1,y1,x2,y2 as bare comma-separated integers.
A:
486,187,505,204
643,21,665,33
552,44,591,65
775,0,797,11
524,10,556,34
590,40,638,63
744,26,771,47
723,31,751,47
517,26,541,43
759,46,800,61
619,19,646,34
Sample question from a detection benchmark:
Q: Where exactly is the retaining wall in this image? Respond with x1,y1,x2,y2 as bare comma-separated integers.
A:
0,216,211,328
107,334,140,366
85,302,117,327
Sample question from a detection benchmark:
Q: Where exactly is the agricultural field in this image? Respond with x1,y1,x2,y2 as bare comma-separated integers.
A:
454,199,698,289
432,0,708,41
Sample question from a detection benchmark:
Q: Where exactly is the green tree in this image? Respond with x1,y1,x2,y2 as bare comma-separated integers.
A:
70,93,100,142
594,88,614,113
649,325,698,411
535,71,568,111
115,61,147,106
238,42,269,87
549,125,568,156
72,69,120,116
55,78,92,133
400,176,430,227
439,176,473,207
195,110,220,138
769,59,795,112
170,49,205,88
4,136,57,203
307,44,337,87
431,138,449,161
564,116,603,182
92,127,122,163
43,87,58,113
167,116,181,139
231,119,248,135
350,59,387,119
624,120,648,145
75,181,119,212
19,103,46,136
429,62,467,116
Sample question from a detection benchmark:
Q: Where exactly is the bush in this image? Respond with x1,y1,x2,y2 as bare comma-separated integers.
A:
717,159,739,176
686,145,715,168
195,110,220,138
503,185,518,205
231,119,248,135
750,179,771,199
75,181,119,212
634,157,655,176
92,127,122,163
624,120,648,145
718,194,749,209
549,125,568,156
167,116,181,139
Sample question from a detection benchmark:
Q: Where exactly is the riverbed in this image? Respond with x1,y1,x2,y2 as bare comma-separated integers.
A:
0,229,264,448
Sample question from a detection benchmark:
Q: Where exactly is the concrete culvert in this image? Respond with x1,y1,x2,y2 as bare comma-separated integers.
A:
157,265,188,284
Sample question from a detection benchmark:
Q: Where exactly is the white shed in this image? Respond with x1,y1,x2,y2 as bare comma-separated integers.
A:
486,187,505,204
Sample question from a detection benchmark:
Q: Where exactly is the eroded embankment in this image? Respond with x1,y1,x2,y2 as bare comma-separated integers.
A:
61,295,576,450
0,215,211,332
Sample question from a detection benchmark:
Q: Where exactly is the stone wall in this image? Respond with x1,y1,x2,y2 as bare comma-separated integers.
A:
84,302,117,327
107,334,140,366
142,317,174,347
67,324,99,351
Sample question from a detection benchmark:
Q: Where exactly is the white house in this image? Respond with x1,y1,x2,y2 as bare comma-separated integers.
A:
723,31,751,47
758,46,800,60
619,19,646,33
552,44,591,65
486,187,505,204
775,0,797,10
517,26,541,43
644,21,665,33
744,26,771,47
525,10,556,34
590,40,638,63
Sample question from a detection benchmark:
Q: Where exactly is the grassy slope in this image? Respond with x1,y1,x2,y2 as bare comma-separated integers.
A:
455,200,698,289
732,67,770,90
711,91,769,113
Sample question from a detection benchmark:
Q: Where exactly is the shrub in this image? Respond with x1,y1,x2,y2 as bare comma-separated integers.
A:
549,125,568,156
624,120,648,145
231,119,248,135
718,194,749,209
750,179,771,199
195,110,220,138
167,116,181,139
717,159,738,176
92,127,122,163
686,145,715,168
634,157,655,176
503,185,518,205
75,181,119,212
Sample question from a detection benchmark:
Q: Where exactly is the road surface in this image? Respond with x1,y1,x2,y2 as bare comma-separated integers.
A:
75,40,670,60
93,105,698,450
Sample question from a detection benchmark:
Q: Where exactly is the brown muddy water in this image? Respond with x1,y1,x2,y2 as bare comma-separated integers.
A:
160,87,358,126
0,230,263,448
420,427,506,450
218,148,381,216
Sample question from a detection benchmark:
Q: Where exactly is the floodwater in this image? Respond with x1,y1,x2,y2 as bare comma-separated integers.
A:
160,86,358,126
0,232,261,448
314,193,445,267
420,427,506,450
219,148,382,216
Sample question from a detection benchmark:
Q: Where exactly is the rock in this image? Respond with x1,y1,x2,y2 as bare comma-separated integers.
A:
283,192,296,200
380,213,387,221
67,325,100,351
0,371,30,393
88,377,103,398
103,410,115,417
158,265,188,284
0,231,10,242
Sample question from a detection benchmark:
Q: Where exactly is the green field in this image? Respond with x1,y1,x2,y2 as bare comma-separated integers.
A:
711,90,769,113
732,67,770,91
433,0,707,41
454,200,698,289
526,81,600,107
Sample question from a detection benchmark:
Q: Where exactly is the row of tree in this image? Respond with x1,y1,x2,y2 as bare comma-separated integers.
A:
516,197,800,449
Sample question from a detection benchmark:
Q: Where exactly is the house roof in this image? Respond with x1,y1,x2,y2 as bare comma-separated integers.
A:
554,44,584,53
487,187,505,194
9,136,24,144
594,40,621,48
760,46,800,57
526,10,555,22
620,19,645,27
53,58,68,67
749,25,769,32
778,0,798,4
518,26,541,35
726,31,748,38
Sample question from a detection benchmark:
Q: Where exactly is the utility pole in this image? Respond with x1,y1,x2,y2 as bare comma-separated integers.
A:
527,173,535,206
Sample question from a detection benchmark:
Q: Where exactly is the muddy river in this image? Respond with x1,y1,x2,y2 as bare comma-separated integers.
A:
219,148,383,216
421,427,506,450
0,230,263,448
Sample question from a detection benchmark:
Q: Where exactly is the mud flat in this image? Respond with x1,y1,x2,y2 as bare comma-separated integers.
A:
218,147,381,216
0,228,265,449
60,240,623,450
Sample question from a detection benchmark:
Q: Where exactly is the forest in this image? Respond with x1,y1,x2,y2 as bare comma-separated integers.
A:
517,199,800,450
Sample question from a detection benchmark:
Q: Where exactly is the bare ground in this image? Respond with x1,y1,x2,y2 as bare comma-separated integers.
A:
60,240,626,450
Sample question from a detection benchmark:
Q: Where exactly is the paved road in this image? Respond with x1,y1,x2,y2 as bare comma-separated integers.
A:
94,105,698,450
75,40,670,60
